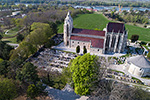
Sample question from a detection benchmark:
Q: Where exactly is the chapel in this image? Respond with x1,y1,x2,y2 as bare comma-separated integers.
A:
64,12,128,54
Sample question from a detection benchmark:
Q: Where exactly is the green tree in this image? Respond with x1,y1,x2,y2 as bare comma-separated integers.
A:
76,45,80,53
0,41,13,60
27,84,38,99
131,35,139,43
0,77,17,100
0,60,9,77
16,62,39,83
0,34,3,40
0,58,3,62
44,39,55,48
27,22,54,48
111,11,114,17
27,82,47,99
48,22,58,34
16,34,24,43
70,53,99,95
8,57,24,79
10,41,37,60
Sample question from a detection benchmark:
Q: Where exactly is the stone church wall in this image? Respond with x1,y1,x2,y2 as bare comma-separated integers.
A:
70,40,91,53
90,47,103,54
128,63,142,77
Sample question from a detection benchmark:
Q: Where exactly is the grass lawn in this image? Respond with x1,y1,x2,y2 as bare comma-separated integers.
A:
58,13,150,42
3,27,20,38
125,25,150,42
111,69,125,74
2,37,17,43
58,14,109,33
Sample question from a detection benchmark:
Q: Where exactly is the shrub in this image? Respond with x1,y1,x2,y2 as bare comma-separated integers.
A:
140,41,147,45
131,35,139,42
144,24,147,28
44,39,55,48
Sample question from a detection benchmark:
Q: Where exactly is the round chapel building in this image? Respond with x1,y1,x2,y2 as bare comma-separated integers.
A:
125,55,150,77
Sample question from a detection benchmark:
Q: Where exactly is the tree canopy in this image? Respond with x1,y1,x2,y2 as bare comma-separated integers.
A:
16,62,39,83
0,61,9,77
0,41,13,60
10,41,37,60
25,22,54,48
70,53,99,95
0,77,17,100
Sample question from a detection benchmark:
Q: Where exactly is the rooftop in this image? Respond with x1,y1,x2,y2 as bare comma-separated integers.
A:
70,36,104,48
72,28,105,37
107,22,125,33
127,55,150,68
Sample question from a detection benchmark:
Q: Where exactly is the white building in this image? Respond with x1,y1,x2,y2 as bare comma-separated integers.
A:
125,55,150,77
12,11,21,16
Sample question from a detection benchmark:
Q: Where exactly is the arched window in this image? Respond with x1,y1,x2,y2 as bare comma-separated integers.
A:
67,24,69,36
106,35,110,47
111,35,116,48
117,35,121,49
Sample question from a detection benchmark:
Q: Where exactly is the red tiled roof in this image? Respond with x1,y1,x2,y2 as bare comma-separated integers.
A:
70,36,104,48
72,28,105,37
107,22,125,33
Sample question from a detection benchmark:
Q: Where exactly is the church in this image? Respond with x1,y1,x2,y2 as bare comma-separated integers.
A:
63,12,128,54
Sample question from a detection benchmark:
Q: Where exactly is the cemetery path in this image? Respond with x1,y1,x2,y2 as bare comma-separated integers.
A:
45,84,89,100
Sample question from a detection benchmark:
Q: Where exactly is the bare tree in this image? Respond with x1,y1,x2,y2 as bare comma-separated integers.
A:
3,17,12,28
89,79,137,100
89,57,138,100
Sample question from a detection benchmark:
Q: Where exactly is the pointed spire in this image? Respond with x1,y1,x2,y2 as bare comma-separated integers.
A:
66,11,71,18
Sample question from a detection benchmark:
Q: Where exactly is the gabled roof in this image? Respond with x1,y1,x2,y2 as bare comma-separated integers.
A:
70,36,104,48
107,22,125,33
127,55,150,68
72,28,105,37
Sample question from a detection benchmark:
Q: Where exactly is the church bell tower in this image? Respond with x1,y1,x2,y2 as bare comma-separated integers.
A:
64,11,73,46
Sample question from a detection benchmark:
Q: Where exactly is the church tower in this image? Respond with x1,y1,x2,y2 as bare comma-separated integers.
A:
64,11,73,46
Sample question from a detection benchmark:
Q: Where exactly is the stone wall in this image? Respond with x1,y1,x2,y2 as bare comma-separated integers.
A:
128,63,142,77
70,40,103,54
70,40,91,53
90,47,103,54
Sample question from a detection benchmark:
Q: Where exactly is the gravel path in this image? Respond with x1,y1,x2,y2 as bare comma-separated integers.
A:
45,84,89,100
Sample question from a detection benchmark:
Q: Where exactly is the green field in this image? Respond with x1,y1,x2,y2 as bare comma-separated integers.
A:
125,25,150,42
4,27,20,38
2,37,17,43
58,14,150,42
58,14,109,33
